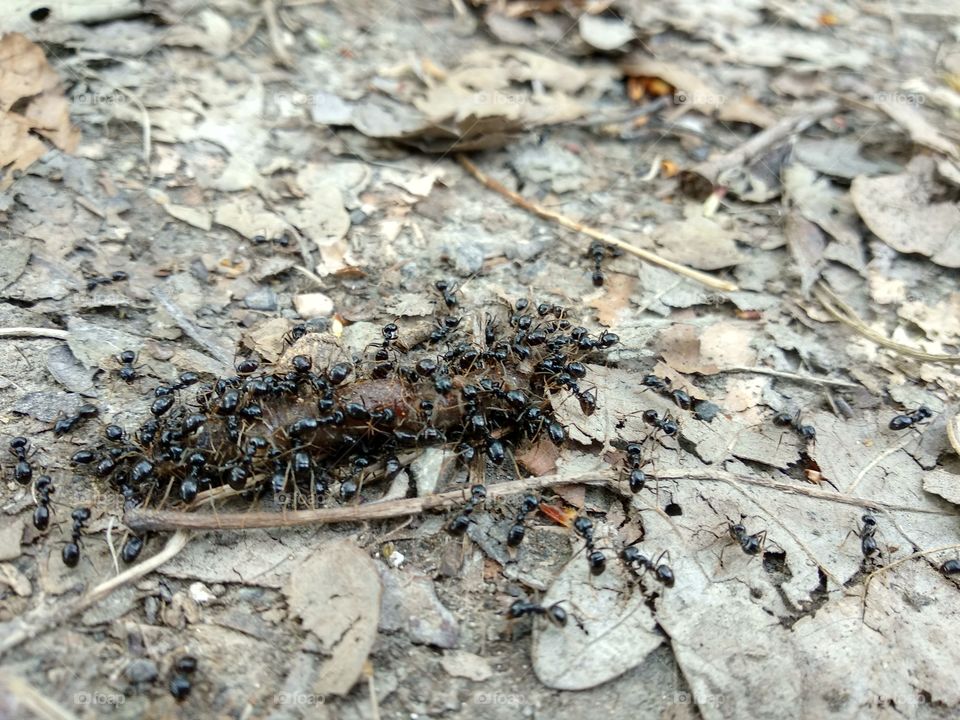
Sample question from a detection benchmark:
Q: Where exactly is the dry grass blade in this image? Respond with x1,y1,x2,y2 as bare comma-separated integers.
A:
813,281,960,364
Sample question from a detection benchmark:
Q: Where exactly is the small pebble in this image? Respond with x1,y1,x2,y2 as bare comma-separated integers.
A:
244,287,278,312
125,659,159,684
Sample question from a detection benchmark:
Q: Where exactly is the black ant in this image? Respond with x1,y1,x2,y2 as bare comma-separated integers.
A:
169,654,197,700
33,475,54,531
53,403,99,436
621,546,675,587
10,436,33,484
507,599,568,627
435,279,458,308
507,494,539,547
86,270,128,291
573,516,606,575
725,519,767,563
63,507,91,567
642,409,679,438
122,535,145,563
889,405,932,431
116,349,140,383
448,484,486,535
772,411,816,444
588,241,607,286
940,559,960,577
842,514,880,560
623,442,647,493
640,375,709,416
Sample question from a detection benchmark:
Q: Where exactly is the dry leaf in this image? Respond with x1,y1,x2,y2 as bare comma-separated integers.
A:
516,438,560,476
879,97,959,159
0,33,79,189
621,55,725,112
651,216,746,270
284,541,382,696
851,157,960,268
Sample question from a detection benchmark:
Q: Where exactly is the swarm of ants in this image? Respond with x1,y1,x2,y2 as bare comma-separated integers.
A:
8,257,959,702
14,284,627,575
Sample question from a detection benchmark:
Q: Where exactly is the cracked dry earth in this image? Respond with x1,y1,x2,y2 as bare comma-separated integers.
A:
2,1,960,720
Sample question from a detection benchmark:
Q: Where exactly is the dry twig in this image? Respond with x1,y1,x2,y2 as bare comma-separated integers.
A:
456,154,739,293
0,531,189,657
124,466,956,533
0,327,69,340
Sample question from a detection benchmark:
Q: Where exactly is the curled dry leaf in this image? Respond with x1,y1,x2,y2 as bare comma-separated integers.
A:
851,157,960,268
578,14,635,51
284,540,382,696
947,409,960,458
879,97,959,160
621,55,725,113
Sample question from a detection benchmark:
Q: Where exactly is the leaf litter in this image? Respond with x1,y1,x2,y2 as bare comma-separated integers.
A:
2,3,960,719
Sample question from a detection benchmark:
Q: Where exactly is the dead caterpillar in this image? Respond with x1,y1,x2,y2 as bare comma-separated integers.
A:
53,297,619,565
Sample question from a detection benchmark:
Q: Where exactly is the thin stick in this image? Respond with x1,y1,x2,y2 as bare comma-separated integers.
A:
725,366,860,388
689,98,840,186
125,471,610,532
0,531,189,657
844,433,917,494
262,0,295,68
0,327,69,340
814,282,960,364
124,467,956,533
860,542,960,617
0,672,79,720
456,154,738,293
150,287,233,370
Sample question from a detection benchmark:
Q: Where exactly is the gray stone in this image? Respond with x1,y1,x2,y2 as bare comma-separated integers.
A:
244,287,278,311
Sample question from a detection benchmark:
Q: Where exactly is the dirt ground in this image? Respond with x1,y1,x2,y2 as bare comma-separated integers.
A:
2,1,960,719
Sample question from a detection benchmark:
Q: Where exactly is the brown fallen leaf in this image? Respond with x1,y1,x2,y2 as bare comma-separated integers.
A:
283,540,382,697
587,272,635,327
784,210,826,295
651,216,746,270
0,33,79,189
516,438,560,476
